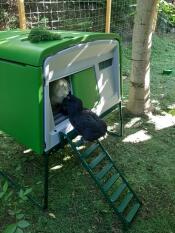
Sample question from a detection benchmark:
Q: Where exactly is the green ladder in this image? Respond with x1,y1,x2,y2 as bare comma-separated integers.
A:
60,131,141,226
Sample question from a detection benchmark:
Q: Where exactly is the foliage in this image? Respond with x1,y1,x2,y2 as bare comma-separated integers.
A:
3,214,30,233
0,1,18,30
28,27,62,43
0,179,31,233
159,0,175,27
0,181,13,207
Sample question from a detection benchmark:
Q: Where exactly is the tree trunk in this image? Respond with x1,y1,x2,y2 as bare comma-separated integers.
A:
127,0,159,115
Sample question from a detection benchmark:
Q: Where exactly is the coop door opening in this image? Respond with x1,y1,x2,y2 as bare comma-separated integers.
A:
71,67,100,109
49,77,71,126
49,67,100,126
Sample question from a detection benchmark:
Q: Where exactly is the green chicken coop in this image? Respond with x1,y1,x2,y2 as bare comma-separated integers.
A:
0,30,141,226
0,30,122,154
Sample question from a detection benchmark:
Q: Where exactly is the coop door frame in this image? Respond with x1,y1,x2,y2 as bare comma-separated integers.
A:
43,40,120,152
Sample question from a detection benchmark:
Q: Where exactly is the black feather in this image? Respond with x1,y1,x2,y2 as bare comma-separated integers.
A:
62,95,107,141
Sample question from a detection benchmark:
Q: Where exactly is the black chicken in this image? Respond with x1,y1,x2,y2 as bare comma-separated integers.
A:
62,94,107,141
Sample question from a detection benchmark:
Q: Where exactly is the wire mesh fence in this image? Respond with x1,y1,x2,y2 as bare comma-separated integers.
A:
24,0,136,36
111,0,136,40
25,0,106,32
0,0,136,40
0,1,173,41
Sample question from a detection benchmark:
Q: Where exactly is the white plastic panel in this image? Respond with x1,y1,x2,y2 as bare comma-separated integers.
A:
43,40,121,152
44,40,117,84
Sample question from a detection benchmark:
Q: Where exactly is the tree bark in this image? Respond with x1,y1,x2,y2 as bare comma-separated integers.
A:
127,0,159,115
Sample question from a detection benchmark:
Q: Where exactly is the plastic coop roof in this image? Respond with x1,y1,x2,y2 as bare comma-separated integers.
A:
0,30,119,66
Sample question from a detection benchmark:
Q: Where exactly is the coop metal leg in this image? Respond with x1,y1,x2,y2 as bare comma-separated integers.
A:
43,152,49,210
107,101,123,137
119,101,124,137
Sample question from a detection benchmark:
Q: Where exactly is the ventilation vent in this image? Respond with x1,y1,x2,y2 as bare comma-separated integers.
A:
99,58,113,70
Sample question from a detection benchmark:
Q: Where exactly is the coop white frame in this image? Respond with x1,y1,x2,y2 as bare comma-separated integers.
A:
43,40,121,152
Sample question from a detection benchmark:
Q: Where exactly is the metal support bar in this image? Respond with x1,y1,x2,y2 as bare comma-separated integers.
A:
119,101,124,137
107,101,123,137
43,152,49,210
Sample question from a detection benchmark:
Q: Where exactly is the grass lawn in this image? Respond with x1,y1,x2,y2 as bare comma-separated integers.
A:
0,33,175,233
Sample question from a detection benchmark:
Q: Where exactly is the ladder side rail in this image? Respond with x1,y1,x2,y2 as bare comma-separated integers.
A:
98,141,142,205
62,133,129,225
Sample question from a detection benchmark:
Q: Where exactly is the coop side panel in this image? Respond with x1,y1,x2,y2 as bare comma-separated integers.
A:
0,60,44,154
71,68,100,109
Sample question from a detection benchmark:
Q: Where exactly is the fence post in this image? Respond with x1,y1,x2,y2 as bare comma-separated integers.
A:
17,0,26,29
105,0,112,33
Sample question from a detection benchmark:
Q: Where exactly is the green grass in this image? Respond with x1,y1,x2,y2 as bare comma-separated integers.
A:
0,33,175,233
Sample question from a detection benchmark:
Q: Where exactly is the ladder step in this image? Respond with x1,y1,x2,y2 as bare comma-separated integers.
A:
89,152,106,169
110,183,127,202
67,130,78,139
126,203,140,223
74,138,84,148
103,173,120,192
65,133,141,226
81,143,99,159
96,163,113,180
117,192,133,213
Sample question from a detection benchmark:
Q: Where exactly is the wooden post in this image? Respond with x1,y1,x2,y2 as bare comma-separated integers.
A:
17,0,26,29
105,0,112,33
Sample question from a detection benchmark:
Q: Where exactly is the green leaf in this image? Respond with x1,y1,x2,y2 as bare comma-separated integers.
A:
0,192,4,198
18,190,27,201
15,165,21,172
16,214,24,220
18,190,23,198
15,210,22,214
15,228,23,233
24,188,32,195
8,210,16,216
4,191,13,201
36,181,42,185
3,182,8,193
3,224,17,233
17,220,30,229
